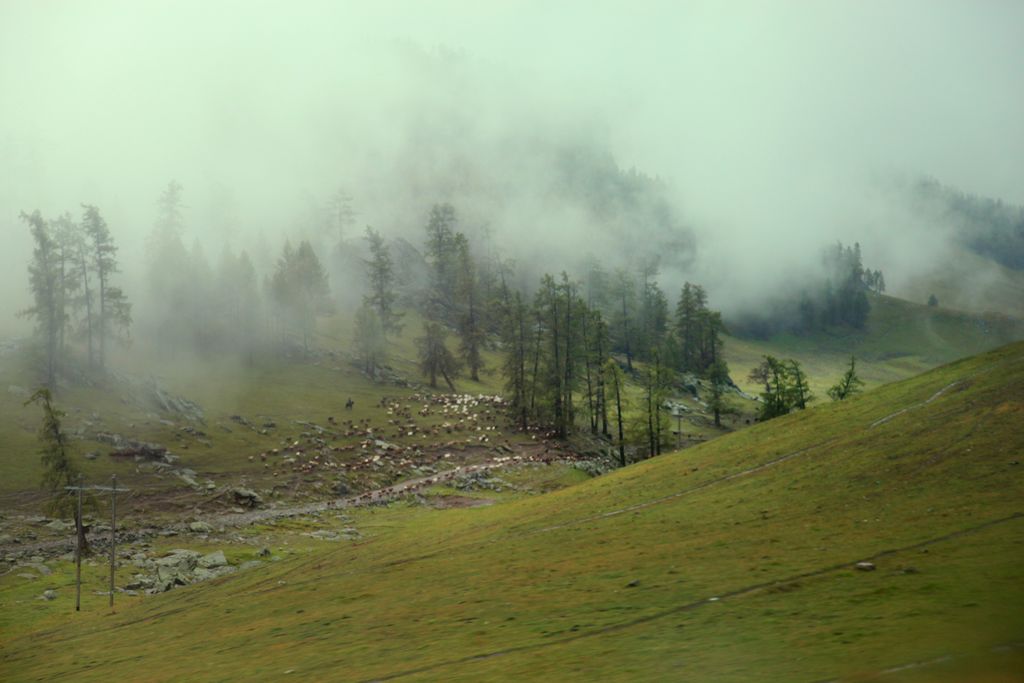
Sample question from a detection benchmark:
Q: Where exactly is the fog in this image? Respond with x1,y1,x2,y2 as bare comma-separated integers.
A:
3,0,1023,331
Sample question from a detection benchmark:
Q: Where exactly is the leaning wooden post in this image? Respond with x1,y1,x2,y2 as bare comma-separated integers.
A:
109,474,117,610
75,473,83,612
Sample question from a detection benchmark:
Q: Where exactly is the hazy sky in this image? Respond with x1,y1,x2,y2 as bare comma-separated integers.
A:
2,0,1022,323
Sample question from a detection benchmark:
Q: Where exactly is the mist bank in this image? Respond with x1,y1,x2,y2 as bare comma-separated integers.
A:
3,3,1023,330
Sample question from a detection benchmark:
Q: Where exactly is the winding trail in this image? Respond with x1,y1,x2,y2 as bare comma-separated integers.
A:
869,380,963,429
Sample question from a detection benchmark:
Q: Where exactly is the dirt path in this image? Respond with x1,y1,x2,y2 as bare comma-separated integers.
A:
1,447,565,557
869,379,963,429
204,458,512,528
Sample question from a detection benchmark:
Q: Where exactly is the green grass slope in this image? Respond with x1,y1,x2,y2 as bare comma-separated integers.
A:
0,311,508,503
727,293,1024,395
4,342,1023,681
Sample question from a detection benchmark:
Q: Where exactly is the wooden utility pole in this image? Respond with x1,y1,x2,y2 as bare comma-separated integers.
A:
109,474,117,609
73,474,83,611
64,476,130,613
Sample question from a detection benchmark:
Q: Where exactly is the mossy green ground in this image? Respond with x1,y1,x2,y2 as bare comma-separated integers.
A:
3,342,1022,681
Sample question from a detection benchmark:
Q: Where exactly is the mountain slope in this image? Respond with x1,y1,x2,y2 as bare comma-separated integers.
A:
4,342,1023,681
726,293,1024,395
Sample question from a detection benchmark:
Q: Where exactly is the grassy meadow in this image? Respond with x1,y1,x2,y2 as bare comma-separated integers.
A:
3,339,1022,681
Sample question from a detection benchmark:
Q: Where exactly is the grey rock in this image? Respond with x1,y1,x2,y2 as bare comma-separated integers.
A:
125,575,155,590
189,521,213,533
42,589,57,600
197,550,227,568
232,488,264,507
855,561,876,571
239,560,264,571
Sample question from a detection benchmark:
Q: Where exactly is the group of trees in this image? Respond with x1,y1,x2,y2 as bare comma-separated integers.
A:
20,205,131,389
372,203,739,460
346,202,722,461
748,356,813,420
267,240,332,352
141,181,335,359
912,176,1024,270
798,242,877,331
749,354,863,421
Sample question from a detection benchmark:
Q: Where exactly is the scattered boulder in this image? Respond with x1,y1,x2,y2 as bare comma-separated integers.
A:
232,488,264,508
21,562,52,576
189,521,213,534
42,590,57,601
855,561,876,571
197,550,227,569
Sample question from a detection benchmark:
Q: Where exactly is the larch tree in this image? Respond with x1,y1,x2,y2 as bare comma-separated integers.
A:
828,355,865,401
501,290,530,430
353,304,387,378
363,227,403,335
604,357,628,467
706,358,732,428
50,213,81,358
82,204,131,368
25,388,89,552
455,233,485,382
609,269,635,371
146,181,191,347
786,359,813,409
424,203,459,319
270,240,331,352
417,321,460,391
20,211,61,390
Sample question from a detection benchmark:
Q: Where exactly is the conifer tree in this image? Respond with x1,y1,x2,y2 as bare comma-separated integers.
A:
501,290,530,430
417,322,460,391
787,359,813,409
362,227,402,334
828,355,865,401
605,357,628,466
25,388,89,552
20,211,60,389
82,204,131,368
353,304,387,377
455,234,485,381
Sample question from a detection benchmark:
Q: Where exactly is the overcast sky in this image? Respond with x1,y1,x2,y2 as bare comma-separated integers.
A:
2,0,1022,323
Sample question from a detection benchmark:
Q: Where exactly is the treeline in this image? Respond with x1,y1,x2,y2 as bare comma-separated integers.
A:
19,206,132,390
912,176,1024,270
19,180,341,386
145,181,333,358
734,241,884,338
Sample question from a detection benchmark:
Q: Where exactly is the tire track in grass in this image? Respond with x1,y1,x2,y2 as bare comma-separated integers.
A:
358,512,1024,682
